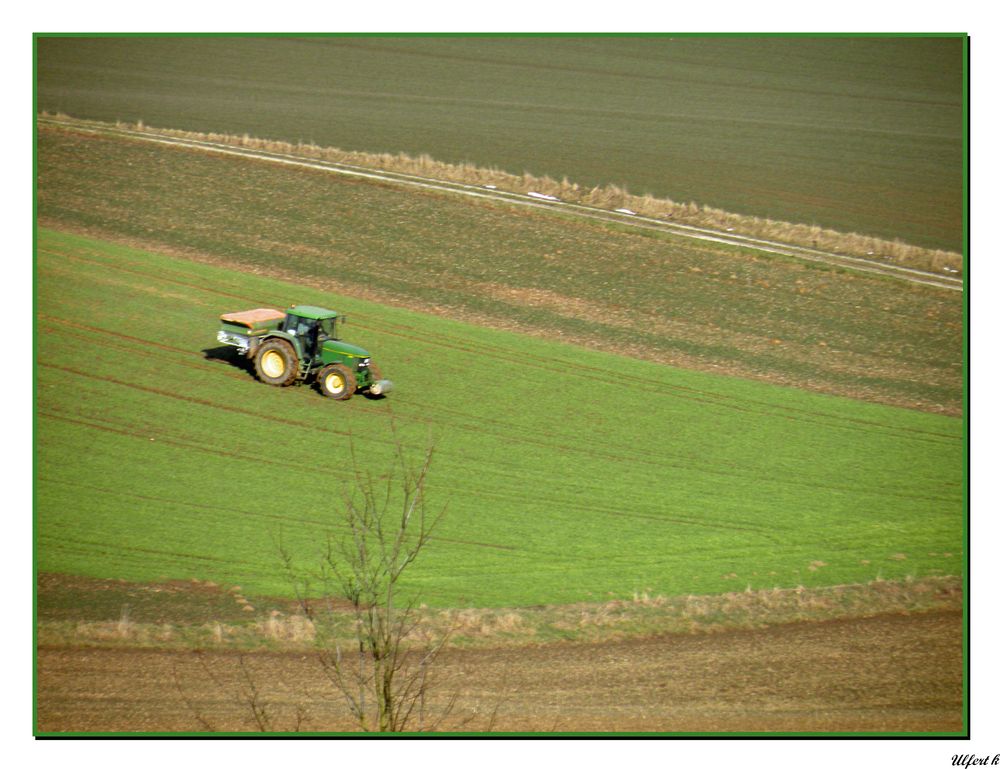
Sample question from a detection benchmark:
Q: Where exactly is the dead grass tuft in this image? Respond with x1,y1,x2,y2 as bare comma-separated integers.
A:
116,605,132,639
258,612,316,643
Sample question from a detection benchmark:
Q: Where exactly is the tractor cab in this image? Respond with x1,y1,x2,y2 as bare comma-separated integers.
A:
282,306,344,359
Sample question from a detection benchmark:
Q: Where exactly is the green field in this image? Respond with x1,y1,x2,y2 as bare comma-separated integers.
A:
35,35,965,251
36,126,964,415
35,228,963,608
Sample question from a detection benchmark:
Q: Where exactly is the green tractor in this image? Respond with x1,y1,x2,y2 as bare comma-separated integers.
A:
216,305,393,399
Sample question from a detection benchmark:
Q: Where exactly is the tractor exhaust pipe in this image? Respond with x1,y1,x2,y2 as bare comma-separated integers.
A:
369,379,394,396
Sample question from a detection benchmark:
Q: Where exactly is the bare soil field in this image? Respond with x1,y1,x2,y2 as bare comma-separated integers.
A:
36,611,963,734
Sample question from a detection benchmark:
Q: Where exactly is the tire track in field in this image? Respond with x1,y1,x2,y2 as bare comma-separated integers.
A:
37,375,786,545
382,371,963,504
38,318,258,385
37,314,293,394
37,361,354,438
38,313,197,356
37,410,325,475
338,290,961,441
39,475,519,554
422,413,959,507
38,399,782,544
38,475,330,531
361,314,960,445
387,379,957,500
41,393,954,562
37,532,237,566
38,372,950,568
35,532,285,585
38,246,286,307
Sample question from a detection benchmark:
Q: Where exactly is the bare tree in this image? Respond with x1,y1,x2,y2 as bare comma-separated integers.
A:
280,431,453,732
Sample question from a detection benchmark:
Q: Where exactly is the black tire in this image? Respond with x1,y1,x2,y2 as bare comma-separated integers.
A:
254,338,299,386
317,364,357,400
366,362,383,388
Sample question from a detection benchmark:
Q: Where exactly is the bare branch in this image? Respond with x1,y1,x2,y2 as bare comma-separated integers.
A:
255,421,505,732
276,427,458,731
171,661,216,732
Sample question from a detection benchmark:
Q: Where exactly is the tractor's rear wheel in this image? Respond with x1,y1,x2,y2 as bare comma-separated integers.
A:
254,338,299,386
317,364,356,400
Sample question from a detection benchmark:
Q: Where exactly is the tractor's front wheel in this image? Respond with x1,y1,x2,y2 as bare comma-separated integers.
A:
317,364,356,400
254,338,299,386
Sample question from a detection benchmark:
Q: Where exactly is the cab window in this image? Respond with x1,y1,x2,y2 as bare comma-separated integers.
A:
319,317,338,339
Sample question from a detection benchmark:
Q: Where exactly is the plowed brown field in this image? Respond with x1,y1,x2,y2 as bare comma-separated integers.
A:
36,611,963,734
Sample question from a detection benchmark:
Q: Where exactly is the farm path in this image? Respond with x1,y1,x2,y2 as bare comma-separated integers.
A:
36,611,963,734
37,116,962,292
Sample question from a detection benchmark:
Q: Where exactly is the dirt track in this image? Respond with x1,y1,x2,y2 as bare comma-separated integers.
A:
37,117,964,291
36,611,964,734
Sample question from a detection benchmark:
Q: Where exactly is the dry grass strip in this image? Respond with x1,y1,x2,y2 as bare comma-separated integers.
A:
38,576,962,652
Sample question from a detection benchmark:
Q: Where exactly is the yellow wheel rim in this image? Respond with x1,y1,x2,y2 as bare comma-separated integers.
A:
261,350,286,378
325,372,345,394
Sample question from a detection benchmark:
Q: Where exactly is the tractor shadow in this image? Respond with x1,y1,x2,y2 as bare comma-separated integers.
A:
201,346,257,379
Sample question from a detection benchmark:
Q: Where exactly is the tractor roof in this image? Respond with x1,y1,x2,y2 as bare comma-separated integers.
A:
288,305,339,320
